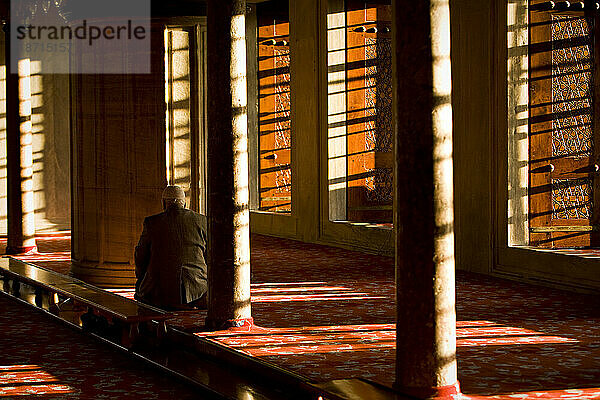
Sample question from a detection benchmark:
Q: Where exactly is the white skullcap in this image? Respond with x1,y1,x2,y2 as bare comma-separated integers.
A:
162,185,185,201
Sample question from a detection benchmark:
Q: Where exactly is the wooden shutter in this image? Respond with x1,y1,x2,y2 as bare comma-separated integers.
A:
346,0,393,223
529,2,600,247
257,5,292,213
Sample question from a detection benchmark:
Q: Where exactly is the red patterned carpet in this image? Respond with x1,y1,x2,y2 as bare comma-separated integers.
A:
0,294,201,399
4,233,600,399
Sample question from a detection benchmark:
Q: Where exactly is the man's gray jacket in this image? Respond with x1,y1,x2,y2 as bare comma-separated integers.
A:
134,205,208,309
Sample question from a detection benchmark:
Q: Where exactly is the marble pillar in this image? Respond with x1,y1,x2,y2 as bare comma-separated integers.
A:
393,0,460,398
5,25,37,255
70,27,166,288
205,0,252,329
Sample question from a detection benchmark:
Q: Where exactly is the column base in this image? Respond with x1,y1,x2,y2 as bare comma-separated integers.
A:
205,317,254,331
71,260,136,288
6,245,37,255
395,381,461,400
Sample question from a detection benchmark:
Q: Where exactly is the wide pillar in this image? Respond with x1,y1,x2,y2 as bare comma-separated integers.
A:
393,0,459,399
70,26,167,288
205,0,252,329
5,26,37,255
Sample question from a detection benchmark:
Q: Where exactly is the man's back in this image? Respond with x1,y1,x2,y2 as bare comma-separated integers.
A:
135,205,208,309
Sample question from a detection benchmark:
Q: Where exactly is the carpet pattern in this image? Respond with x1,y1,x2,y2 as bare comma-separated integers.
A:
4,233,600,399
0,294,201,399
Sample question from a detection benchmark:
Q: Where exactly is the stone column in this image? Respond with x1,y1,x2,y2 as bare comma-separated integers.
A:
5,26,37,254
393,0,460,398
205,0,252,329
70,26,166,288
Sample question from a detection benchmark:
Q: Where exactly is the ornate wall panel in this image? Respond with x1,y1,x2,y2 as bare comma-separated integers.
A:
551,178,592,220
551,15,593,159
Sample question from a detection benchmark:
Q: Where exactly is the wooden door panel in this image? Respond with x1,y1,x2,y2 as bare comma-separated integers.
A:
346,1,392,223
258,11,291,213
529,3,598,248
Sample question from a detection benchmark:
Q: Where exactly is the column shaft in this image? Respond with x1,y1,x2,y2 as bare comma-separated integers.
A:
393,0,459,398
206,0,252,329
5,27,36,254
70,27,167,288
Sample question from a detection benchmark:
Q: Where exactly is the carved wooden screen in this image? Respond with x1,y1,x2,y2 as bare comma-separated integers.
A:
257,4,291,213
346,0,393,223
529,2,600,248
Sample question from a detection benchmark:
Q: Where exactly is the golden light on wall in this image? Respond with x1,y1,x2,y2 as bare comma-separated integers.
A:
165,28,192,202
